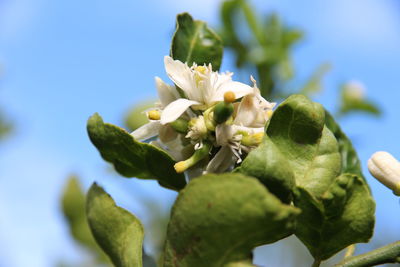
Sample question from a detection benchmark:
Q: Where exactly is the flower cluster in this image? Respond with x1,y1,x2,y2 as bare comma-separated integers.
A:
131,56,275,177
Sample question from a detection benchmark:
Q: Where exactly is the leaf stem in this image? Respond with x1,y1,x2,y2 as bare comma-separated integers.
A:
335,241,400,267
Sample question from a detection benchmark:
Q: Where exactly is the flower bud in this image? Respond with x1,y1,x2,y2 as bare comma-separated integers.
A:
174,142,211,173
368,151,400,196
213,92,235,125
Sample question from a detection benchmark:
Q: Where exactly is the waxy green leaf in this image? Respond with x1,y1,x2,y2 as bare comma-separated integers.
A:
235,95,375,261
171,13,223,70
324,111,367,181
294,174,375,260
163,173,300,267
87,113,186,191
236,94,341,201
61,177,109,263
86,183,144,267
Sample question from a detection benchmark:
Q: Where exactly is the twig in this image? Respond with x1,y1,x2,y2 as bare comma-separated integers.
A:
335,241,400,267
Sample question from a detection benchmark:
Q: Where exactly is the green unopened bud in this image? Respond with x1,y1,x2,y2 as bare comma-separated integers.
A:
174,142,211,173
213,92,235,125
169,118,189,134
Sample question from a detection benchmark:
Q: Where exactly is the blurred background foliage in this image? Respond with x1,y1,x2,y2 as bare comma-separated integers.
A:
0,66,12,141
58,0,383,266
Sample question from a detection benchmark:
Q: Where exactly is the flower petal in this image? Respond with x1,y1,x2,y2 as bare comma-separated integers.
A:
164,56,195,97
215,124,233,146
211,81,253,103
155,77,179,108
234,95,258,127
206,146,235,173
160,98,200,124
130,121,161,141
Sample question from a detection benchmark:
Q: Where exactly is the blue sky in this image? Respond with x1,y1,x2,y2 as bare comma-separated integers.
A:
1,0,400,266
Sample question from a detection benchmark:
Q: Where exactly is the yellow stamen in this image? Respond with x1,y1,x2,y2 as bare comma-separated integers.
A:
242,132,264,146
174,161,187,173
147,110,160,120
266,110,273,118
224,91,236,103
195,65,207,74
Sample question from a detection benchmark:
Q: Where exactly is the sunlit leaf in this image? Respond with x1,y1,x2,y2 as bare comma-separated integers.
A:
171,13,223,70
294,174,375,260
235,95,375,261
87,113,186,191
86,183,144,267
163,173,300,267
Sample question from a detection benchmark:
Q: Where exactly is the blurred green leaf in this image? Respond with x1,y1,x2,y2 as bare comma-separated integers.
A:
338,82,381,116
86,183,144,267
220,0,248,67
0,110,12,140
299,63,331,96
124,102,154,132
294,173,375,260
87,113,186,191
61,176,109,264
171,13,223,70
163,173,300,267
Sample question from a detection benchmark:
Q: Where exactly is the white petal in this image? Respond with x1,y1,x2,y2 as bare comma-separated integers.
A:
164,56,195,97
130,121,161,141
215,124,233,146
160,98,200,124
155,77,179,107
211,81,253,103
234,95,258,126
206,146,235,173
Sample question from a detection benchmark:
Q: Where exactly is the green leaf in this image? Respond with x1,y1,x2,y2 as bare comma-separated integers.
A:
87,113,186,191
235,138,295,203
163,173,300,267
236,94,340,200
234,95,374,261
294,174,375,260
324,111,365,180
61,177,109,263
86,183,144,267
171,13,223,70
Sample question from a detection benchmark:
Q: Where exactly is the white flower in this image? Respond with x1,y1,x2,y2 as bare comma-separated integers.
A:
160,56,254,124
131,77,179,141
368,151,400,196
186,116,208,141
206,78,274,173
234,76,275,128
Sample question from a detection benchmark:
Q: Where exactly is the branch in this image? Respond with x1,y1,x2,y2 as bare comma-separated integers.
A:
334,241,400,267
